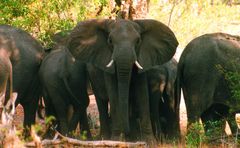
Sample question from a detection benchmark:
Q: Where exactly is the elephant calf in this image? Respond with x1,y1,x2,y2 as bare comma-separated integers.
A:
39,47,92,139
147,58,180,141
40,31,111,140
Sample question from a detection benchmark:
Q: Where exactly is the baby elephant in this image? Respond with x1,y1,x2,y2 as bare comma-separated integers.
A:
147,58,180,141
39,47,91,139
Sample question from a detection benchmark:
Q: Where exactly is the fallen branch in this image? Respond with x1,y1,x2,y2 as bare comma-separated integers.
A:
25,138,147,148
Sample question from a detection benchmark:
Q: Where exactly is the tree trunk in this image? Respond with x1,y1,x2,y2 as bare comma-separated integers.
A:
111,0,149,20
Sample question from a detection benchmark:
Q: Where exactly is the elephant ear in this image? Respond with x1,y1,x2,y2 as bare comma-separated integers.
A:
67,19,114,73
134,19,178,72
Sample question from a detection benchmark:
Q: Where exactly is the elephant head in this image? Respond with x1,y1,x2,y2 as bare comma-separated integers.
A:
67,19,178,135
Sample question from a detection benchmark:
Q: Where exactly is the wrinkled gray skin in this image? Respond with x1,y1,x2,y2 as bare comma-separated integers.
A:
67,19,178,142
0,45,12,110
40,31,110,139
177,33,240,136
0,25,44,133
147,58,180,141
39,47,92,139
86,64,111,139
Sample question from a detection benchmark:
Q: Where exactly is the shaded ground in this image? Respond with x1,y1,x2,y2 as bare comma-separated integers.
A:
13,94,187,144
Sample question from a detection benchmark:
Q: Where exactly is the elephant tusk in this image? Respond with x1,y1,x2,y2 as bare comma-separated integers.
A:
106,59,114,67
135,61,143,70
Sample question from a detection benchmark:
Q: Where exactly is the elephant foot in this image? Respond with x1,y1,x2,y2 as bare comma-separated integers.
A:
98,127,111,140
23,126,36,141
100,132,111,140
164,133,181,143
86,132,93,140
79,130,93,140
111,132,129,141
143,134,157,144
42,127,56,140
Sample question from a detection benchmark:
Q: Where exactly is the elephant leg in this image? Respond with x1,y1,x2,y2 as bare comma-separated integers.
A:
78,107,92,140
48,90,69,135
184,91,201,137
87,64,110,139
134,73,155,143
21,97,39,137
68,108,92,140
95,96,111,139
129,87,140,141
184,85,214,136
68,105,79,133
75,93,92,139
44,109,58,139
149,90,162,141
161,92,180,140
68,89,92,139
104,73,120,140
42,90,57,139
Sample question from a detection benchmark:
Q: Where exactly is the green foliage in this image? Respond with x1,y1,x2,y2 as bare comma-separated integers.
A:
45,115,56,125
225,71,240,100
204,120,225,141
186,122,206,147
80,131,88,140
225,71,240,112
217,63,240,112
1,0,239,49
0,0,111,47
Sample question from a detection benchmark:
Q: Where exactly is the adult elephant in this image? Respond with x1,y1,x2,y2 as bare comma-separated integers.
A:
177,33,240,137
39,46,91,139
0,25,44,130
67,19,178,142
0,36,13,111
147,58,180,141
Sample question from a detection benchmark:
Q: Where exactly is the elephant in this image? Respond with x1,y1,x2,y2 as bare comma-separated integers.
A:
147,58,180,141
0,39,13,111
0,25,44,132
39,30,110,139
177,33,240,137
67,19,178,142
39,45,92,139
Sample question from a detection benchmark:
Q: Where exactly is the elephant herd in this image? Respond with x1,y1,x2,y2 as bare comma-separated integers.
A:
0,19,239,144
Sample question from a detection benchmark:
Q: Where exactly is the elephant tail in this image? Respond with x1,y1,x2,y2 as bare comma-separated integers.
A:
63,77,83,106
37,98,45,119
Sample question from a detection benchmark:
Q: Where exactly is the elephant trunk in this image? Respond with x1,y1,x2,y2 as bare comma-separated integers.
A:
116,60,133,136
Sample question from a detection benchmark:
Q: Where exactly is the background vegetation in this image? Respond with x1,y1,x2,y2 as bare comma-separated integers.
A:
0,0,239,49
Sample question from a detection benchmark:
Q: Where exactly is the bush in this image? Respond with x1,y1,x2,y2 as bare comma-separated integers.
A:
0,0,110,47
217,62,240,113
185,122,206,147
